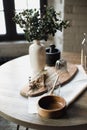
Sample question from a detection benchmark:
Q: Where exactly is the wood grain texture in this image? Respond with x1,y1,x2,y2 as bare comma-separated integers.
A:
0,53,87,130
21,63,78,97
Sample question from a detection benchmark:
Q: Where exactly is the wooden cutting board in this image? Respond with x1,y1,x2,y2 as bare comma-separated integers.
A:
20,63,78,97
45,62,78,88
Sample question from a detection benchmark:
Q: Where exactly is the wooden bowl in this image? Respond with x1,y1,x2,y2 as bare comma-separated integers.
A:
38,95,66,119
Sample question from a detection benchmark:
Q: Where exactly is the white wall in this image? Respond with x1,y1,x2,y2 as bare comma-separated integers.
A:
63,0,87,53
48,0,87,53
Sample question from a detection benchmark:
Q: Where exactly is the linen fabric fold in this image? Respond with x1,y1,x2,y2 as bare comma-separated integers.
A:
28,65,87,113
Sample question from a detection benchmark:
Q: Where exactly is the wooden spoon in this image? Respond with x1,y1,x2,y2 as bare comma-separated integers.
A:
49,74,59,95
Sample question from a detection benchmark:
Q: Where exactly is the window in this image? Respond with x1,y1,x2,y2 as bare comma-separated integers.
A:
0,0,6,34
0,0,47,41
15,0,40,34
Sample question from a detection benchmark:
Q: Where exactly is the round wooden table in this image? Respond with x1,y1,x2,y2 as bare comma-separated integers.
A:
0,54,87,130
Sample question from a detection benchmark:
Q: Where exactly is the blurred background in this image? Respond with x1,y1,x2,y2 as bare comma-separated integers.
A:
0,0,87,129
0,0,87,65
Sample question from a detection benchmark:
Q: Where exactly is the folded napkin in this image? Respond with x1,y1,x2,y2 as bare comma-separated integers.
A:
28,65,87,113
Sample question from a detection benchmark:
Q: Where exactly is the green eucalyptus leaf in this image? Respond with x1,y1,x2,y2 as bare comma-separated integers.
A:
13,6,70,42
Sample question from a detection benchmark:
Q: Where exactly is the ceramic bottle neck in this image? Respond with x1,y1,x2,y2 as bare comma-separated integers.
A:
33,40,40,45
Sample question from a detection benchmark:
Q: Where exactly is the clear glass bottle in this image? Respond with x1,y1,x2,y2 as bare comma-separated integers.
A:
81,33,87,70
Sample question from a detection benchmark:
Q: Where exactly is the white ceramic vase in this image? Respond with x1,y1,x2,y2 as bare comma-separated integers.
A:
29,40,46,73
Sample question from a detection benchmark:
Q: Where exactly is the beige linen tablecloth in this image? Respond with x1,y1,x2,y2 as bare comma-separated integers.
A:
28,65,87,113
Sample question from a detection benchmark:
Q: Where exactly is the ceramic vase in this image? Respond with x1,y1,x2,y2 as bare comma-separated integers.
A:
29,40,46,73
